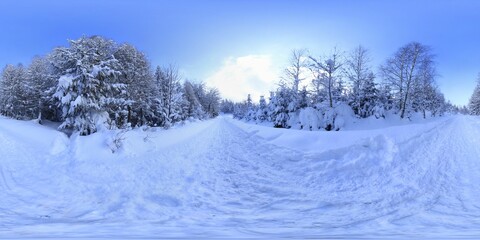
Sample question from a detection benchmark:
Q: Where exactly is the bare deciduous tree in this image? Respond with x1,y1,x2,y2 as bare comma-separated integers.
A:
380,42,436,118
283,49,309,93
344,45,376,116
309,48,344,108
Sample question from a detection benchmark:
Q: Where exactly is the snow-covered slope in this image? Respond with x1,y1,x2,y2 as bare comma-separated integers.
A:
1,115,480,238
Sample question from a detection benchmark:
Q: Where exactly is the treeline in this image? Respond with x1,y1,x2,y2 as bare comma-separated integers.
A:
0,36,220,135
228,42,460,130
469,75,480,115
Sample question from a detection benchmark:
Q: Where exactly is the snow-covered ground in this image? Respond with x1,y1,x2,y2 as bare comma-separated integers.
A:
1,114,480,238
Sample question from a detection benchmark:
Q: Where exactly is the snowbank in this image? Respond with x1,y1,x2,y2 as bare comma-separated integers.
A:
227,114,451,153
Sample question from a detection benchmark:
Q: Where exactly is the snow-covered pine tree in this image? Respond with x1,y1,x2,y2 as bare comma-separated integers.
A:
469,76,480,115
169,81,188,124
267,91,275,122
256,95,268,122
0,65,16,117
233,101,247,119
244,94,256,121
114,43,156,128
25,56,58,122
271,87,291,128
344,46,377,118
191,81,220,118
219,99,235,114
298,86,309,109
51,36,124,135
183,80,205,119
0,64,30,119
0,65,17,117
155,65,191,127
203,88,221,118
430,90,446,117
357,73,378,118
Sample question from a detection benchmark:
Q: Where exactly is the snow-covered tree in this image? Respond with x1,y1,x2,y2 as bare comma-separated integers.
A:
283,49,308,93
266,91,275,122
344,46,378,118
154,65,188,128
244,94,257,121
25,56,58,122
233,101,247,119
309,49,344,108
281,49,309,112
298,86,309,109
409,51,442,118
256,95,268,122
51,36,124,135
114,43,156,128
270,87,291,128
357,74,378,118
0,36,221,131
188,81,220,119
469,76,480,115
0,64,28,118
430,90,446,117
377,84,394,112
380,42,437,118
220,99,235,114
183,80,205,119
203,88,221,118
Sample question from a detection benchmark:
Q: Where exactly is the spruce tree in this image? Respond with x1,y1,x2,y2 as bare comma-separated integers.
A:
469,77,480,115
51,36,123,135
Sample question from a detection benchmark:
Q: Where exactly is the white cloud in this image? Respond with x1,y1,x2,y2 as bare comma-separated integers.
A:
205,55,279,102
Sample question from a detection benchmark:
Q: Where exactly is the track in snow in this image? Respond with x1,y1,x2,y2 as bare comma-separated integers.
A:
1,116,480,238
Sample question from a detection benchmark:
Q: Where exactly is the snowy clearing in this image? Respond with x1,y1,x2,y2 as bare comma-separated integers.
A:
1,115,480,238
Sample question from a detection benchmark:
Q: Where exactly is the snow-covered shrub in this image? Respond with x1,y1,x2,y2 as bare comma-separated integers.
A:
313,101,333,131
107,129,127,153
285,111,298,129
298,107,322,131
373,105,386,119
333,102,354,130
323,107,335,131
309,102,354,131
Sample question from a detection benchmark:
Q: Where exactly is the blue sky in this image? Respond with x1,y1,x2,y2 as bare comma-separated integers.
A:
0,0,479,104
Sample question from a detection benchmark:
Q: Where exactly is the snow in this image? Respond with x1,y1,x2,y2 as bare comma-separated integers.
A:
230,114,451,154
57,74,74,89
1,114,480,238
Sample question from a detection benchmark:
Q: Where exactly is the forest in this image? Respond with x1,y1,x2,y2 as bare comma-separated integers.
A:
0,36,220,135
0,36,477,136
224,43,473,130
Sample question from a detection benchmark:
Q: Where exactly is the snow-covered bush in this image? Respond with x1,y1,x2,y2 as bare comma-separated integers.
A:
306,102,355,131
333,102,355,130
373,105,386,119
298,107,322,130
107,130,126,153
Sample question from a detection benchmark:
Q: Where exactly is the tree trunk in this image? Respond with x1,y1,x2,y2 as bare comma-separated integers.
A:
328,75,333,108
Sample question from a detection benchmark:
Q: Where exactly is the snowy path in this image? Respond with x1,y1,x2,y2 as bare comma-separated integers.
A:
1,116,480,238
